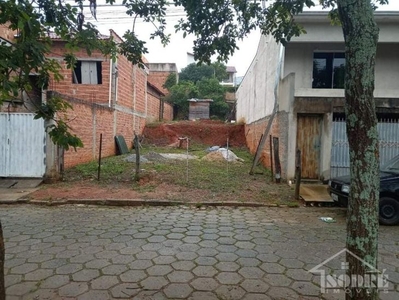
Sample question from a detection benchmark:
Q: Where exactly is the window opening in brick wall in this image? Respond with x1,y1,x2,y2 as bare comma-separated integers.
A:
73,61,102,84
312,52,345,89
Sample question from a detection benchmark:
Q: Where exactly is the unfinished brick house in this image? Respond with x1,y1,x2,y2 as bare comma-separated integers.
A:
0,29,173,179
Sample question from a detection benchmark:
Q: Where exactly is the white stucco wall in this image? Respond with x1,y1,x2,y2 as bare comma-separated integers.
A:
284,13,399,98
283,42,399,98
236,35,282,124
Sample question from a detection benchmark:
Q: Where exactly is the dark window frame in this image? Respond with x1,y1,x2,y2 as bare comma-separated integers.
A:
312,52,345,89
72,60,102,85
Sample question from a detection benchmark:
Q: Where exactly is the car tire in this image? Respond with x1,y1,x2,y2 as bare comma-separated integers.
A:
379,197,399,226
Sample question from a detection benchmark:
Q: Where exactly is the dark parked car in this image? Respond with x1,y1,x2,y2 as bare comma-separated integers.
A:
328,155,399,225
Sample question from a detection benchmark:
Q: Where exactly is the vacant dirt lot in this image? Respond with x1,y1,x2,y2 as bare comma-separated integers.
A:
28,120,296,205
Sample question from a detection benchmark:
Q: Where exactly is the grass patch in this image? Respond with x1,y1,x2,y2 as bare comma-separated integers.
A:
63,144,296,205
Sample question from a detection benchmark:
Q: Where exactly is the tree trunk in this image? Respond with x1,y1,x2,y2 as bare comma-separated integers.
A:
0,221,5,300
337,1,380,299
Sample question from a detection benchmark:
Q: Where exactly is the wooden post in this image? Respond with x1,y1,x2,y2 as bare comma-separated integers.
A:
0,221,5,300
295,149,302,200
250,134,263,175
269,135,273,181
97,133,103,181
272,137,281,183
134,133,140,181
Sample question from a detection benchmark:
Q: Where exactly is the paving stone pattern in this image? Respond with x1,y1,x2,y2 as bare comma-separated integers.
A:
1,205,398,299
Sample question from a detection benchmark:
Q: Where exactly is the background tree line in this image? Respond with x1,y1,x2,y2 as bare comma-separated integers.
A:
163,62,234,120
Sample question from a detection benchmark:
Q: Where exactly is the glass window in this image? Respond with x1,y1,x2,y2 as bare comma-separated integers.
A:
73,61,102,84
312,52,345,89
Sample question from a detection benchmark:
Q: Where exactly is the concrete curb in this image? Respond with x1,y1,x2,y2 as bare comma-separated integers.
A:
0,198,296,208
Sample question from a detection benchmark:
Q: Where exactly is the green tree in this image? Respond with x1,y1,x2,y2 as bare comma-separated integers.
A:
0,1,389,298
212,62,229,82
179,63,214,83
196,78,229,119
179,62,228,83
163,73,178,91
165,81,198,119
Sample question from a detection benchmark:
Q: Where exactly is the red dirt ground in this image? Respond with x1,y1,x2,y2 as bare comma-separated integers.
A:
142,120,246,147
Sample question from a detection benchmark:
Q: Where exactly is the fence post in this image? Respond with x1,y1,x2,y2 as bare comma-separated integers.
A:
134,133,140,181
295,149,302,200
272,137,281,183
0,220,5,300
97,133,103,181
269,135,274,181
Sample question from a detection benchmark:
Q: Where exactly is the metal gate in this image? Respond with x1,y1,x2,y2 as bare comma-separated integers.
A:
0,113,46,177
331,117,399,177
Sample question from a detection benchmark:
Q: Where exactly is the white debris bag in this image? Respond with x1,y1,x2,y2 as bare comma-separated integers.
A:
217,148,244,162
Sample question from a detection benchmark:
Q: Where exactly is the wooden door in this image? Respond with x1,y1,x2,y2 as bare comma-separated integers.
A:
296,115,322,179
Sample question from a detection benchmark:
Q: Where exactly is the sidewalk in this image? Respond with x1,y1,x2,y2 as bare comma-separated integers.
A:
0,178,41,202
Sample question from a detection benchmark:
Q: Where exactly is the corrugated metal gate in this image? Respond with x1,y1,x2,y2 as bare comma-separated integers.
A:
331,117,399,177
0,113,46,177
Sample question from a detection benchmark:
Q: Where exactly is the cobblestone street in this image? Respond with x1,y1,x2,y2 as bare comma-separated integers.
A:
1,205,398,299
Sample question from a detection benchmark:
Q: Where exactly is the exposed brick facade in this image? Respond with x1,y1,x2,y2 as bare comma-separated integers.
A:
46,31,175,168
1,26,173,171
244,113,287,178
147,63,178,95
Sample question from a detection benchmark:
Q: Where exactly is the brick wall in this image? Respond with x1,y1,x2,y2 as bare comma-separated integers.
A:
0,28,170,170
46,39,170,168
163,102,173,120
244,112,288,178
147,63,178,96
147,85,173,122
48,42,111,105
147,72,170,95
116,54,134,108
54,93,115,168
0,102,29,113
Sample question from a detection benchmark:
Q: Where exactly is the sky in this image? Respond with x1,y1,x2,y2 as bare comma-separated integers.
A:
82,1,399,77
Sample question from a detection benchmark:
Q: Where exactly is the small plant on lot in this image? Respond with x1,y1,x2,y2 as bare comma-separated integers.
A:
68,155,128,181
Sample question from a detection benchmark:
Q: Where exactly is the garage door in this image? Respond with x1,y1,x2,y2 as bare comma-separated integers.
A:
331,117,399,177
0,113,46,177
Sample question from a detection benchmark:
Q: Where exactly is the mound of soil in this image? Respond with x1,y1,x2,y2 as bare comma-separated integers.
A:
142,120,246,147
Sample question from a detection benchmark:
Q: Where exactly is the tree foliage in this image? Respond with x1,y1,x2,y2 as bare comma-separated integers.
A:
196,78,229,118
165,81,197,119
179,62,228,84
165,63,229,120
163,73,178,91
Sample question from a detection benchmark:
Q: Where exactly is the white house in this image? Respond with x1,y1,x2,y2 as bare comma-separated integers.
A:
237,11,399,181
